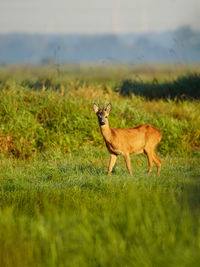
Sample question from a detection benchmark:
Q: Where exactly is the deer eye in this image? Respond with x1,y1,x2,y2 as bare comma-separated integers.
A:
105,116,108,118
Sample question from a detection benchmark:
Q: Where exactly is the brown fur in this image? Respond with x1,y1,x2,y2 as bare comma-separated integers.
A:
93,104,162,175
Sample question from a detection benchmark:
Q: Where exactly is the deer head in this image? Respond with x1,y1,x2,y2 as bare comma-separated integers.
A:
93,103,112,126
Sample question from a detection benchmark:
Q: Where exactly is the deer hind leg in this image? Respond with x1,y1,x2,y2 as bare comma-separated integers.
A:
123,154,132,176
153,151,161,174
108,154,117,175
144,149,154,174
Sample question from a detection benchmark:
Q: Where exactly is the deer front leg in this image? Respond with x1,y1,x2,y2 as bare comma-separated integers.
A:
108,154,117,175
123,154,132,176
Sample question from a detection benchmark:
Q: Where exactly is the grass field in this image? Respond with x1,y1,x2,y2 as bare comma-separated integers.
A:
0,64,200,266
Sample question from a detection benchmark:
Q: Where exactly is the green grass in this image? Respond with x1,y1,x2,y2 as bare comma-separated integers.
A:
0,79,199,158
0,149,200,266
0,65,200,266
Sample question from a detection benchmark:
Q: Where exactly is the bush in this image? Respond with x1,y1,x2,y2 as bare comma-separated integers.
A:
120,74,200,99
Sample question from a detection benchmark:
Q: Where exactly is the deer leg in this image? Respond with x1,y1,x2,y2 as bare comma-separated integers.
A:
144,149,154,174
153,152,161,174
123,154,132,176
108,154,117,175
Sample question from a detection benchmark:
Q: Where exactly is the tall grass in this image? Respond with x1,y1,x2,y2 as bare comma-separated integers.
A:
0,65,199,158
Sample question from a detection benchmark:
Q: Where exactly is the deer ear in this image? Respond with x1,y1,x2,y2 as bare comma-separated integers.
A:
105,103,112,113
93,104,99,114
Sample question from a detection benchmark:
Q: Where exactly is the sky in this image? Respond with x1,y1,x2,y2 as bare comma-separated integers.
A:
0,0,200,34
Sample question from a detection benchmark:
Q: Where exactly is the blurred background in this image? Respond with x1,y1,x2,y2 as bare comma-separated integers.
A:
0,0,200,64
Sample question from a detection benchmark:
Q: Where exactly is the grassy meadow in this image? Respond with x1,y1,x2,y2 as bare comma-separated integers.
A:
0,64,200,266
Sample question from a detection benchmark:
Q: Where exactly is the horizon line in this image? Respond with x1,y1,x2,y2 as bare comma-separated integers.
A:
0,26,198,36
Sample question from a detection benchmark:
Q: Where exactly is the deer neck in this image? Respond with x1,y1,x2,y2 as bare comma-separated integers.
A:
100,121,112,144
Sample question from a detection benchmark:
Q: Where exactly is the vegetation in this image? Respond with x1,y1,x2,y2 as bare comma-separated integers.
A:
0,65,199,266
0,65,199,159
120,73,200,99
1,26,200,63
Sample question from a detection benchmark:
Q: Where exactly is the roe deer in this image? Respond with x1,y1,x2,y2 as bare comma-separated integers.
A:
93,103,162,175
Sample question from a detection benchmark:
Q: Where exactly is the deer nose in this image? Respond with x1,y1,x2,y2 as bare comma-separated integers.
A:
98,117,105,126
